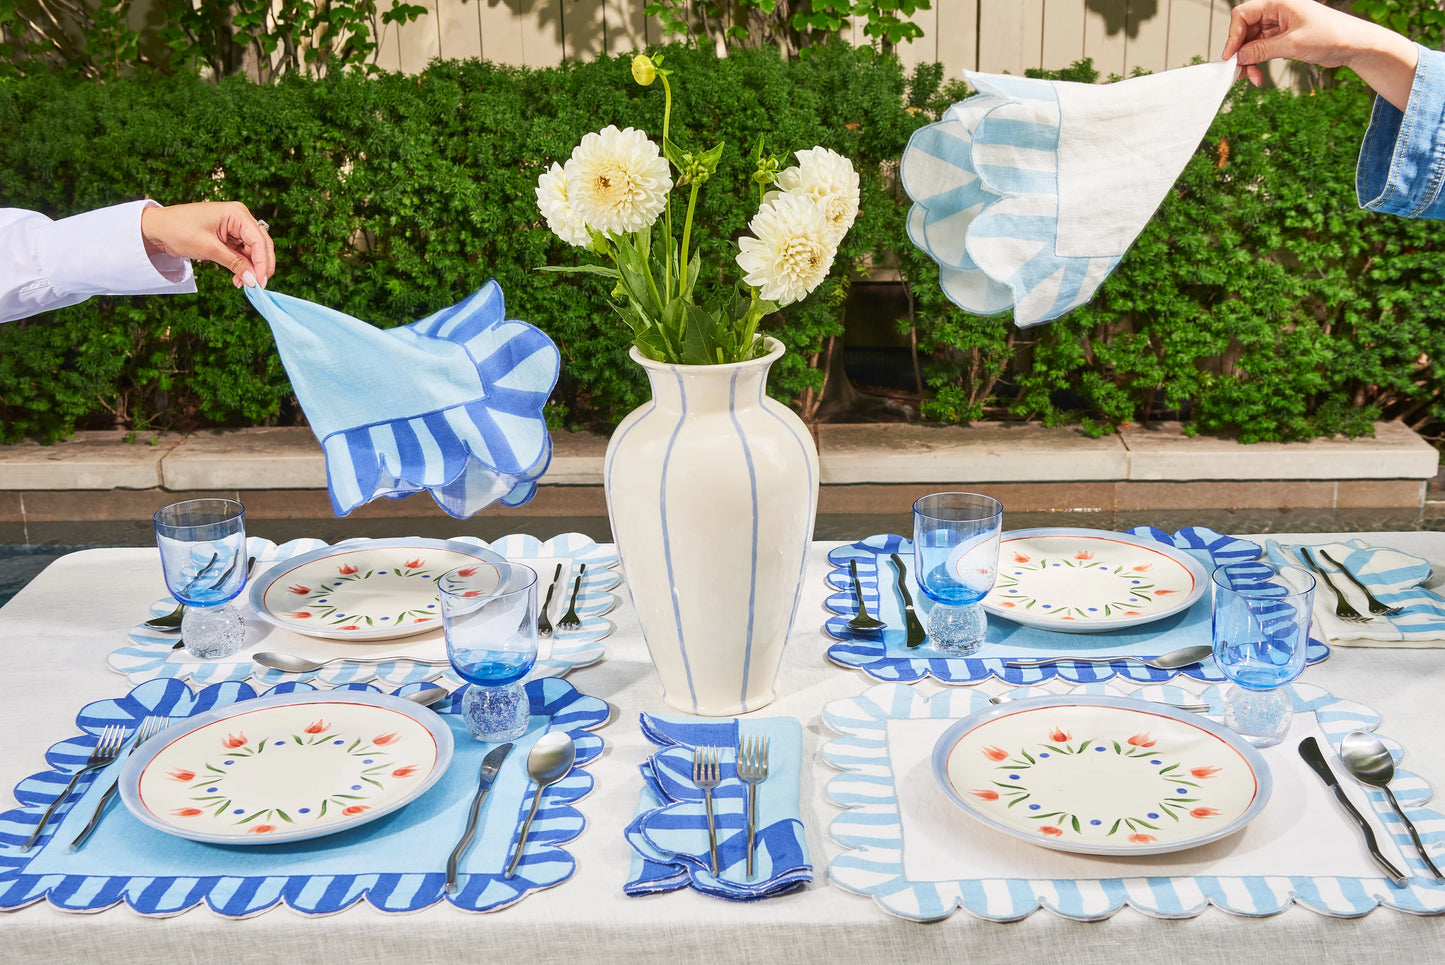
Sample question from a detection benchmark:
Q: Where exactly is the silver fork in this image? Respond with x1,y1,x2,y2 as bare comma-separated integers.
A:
1300,546,1369,623
68,715,168,850
737,735,770,879
537,562,563,636
21,724,127,852
1319,549,1402,617
558,563,587,631
692,745,721,876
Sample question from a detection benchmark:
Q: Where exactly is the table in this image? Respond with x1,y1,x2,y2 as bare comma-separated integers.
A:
3,532,1445,963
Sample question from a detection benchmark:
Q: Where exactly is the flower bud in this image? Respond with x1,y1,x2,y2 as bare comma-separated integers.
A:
632,54,657,86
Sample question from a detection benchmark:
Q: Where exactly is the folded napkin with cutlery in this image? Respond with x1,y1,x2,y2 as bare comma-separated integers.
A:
900,57,1235,328
244,281,558,519
625,714,810,901
1267,539,1445,647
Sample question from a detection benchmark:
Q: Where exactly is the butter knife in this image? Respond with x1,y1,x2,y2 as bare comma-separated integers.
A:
1297,736,1407,887
889,552,927,648
446,742,514,894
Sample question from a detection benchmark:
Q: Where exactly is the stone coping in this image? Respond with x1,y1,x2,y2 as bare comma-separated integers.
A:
0,422,1436,491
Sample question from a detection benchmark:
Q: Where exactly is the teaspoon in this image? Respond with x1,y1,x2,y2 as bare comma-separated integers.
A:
253,651,450,673
1340,730,1444,879
1005,643,1213,670
504,731,577,878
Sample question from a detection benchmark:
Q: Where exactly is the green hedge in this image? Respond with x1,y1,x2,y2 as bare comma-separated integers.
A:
2,44,1443,446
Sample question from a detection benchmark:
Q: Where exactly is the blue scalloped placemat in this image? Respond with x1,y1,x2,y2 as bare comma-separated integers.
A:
822,681,1445,921
821,526,1330,685
0,676,607,916
109,532,620,688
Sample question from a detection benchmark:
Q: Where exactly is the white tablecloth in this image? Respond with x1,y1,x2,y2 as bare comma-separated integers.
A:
3,532,1445,963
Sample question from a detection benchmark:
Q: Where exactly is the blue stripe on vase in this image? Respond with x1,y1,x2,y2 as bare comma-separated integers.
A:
659,371,700,712
760,387,817,661
728,367,760,706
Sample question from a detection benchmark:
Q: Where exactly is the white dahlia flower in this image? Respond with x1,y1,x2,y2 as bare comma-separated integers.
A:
735,192,836,306
773,146,859,246
563,125,672,236
535,162,591,247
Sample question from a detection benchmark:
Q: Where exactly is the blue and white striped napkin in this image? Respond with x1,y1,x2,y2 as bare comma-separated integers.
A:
1266,539,1445,646
900,58,1236,327
624,714,810,901
245,281,558,519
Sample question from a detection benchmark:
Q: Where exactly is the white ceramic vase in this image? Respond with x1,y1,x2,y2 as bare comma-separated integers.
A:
604,337,819,716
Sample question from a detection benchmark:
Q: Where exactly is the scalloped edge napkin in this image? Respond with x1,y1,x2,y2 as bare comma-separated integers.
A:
624,714,810,901
1267,539,1445,646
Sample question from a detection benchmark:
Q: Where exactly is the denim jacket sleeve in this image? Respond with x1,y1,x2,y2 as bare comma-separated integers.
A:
1357,43,1445,219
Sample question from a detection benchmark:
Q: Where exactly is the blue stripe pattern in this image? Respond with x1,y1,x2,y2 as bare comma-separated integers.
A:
822,680,1445,921
0,677,608,916
1265,538,1445,643
821,527,1330,685
245,281,559,519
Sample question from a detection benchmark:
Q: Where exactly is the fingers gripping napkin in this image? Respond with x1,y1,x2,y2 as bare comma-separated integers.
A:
625,714,810,901
901,57,1236,328
245,282,559,519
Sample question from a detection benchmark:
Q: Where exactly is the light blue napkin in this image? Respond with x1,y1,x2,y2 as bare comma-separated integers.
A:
244,281,558,518
1267,538,1445,646
625,714,810,901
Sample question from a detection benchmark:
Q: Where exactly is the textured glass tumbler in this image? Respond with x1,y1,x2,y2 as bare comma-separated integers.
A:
1211,562,1316,747
154,498,248,659
913,492,1004,656
440,561,539,742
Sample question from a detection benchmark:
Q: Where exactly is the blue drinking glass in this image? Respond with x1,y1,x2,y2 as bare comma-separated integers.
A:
153,498,248,659
439,561,538,742
912,492,1004,656
1211,561,1316,747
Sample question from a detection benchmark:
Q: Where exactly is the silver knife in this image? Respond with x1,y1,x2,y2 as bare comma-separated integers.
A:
446,742,514,894
1297,736,1408,887
889,552,928,649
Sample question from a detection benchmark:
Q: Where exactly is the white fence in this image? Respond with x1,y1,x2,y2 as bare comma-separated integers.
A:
371,0,1242,80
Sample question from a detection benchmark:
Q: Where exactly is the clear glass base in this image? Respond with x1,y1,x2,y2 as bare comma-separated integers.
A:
460,682,530,742
1223,685,1293,747
927,602,987,657
180,603,246,659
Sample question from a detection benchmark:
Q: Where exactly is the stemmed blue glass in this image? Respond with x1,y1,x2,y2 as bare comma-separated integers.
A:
913,492,1004,656
153,498,249,659
439,561,538,742
1211,561,1316,747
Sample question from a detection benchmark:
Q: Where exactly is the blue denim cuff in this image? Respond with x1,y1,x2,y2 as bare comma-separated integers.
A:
1357,43,1445,219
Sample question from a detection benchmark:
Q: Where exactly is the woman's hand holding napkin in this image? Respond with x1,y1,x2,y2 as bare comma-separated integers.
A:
624,714,810,901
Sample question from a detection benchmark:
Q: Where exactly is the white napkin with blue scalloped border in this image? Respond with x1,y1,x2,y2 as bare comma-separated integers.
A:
1266,539,1445,646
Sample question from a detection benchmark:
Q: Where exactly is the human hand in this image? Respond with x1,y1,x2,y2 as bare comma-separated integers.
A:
140,201,276,288
1221,0,1418,110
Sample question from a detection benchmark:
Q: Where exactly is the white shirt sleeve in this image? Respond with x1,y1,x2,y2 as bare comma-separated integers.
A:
0,199,197,323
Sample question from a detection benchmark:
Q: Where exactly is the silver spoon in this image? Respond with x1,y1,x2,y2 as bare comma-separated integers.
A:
401,686,453,708
1005,643,1214,670
845,559,885,632
504,731,577,878
253,651,450,673
1340,730,1444,879
989,694,1211,712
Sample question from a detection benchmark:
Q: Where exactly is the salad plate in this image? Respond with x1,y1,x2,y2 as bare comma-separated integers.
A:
248,537,505,641
119,688,453,845
931,695,1270,856
983,528,1208,633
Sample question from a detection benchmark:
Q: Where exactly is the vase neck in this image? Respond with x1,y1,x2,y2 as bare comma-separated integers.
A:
632,341,784,414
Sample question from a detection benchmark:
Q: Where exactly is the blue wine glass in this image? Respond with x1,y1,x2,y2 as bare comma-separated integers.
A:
153,498,248,659
913,492,1004,656
439,561,538,742
1211,561,1316,747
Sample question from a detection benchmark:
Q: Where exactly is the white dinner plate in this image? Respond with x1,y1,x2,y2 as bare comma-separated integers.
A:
931,695,1271,855
981,528,1209,633
119,689,453,845
248,537,505,641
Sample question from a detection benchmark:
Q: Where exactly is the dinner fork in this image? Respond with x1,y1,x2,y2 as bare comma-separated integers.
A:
736,736,770,879
692,745,721,876
68,715,168,850
1319,549,1402,617
1300,546,1369,623
21,724,126,852
558,563,587,631
536,562,563,636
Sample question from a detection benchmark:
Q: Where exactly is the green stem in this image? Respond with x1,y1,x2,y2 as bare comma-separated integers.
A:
737,289,764,357
679,179,701,299
660,71,674,304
